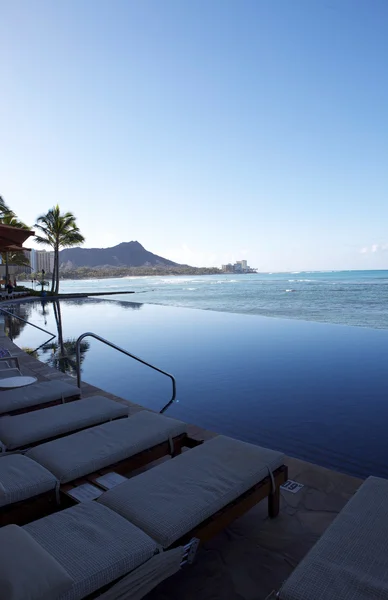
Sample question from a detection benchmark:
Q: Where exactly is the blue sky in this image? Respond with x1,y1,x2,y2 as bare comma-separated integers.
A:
1,0,387,271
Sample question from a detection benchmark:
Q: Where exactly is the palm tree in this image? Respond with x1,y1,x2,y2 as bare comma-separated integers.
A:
34,205,85,294
41,301,90,375
42,337,90,376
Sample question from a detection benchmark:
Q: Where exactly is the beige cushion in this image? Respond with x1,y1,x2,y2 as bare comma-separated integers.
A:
27,410,187,483
0,524,73,600
0,381,80,415
97,547,184,600
0,454,57,508
279,476,388,600
99,434,285,547
0,396,128,450
25,501,158,600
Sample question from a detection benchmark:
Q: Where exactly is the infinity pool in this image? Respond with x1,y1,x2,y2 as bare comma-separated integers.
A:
7,297,388,479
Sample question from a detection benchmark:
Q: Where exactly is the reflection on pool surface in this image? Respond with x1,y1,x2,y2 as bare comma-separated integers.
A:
7,297,388,480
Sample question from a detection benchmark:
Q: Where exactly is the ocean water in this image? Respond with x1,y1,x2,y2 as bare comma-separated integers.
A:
25,269,388,329
8,296,388,480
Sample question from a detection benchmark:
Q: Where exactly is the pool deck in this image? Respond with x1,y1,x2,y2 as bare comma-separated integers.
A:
0,327,362,599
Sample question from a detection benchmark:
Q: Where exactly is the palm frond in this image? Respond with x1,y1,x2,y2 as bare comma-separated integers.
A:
1,251,30,267
0,212,30,229
0,196,13,218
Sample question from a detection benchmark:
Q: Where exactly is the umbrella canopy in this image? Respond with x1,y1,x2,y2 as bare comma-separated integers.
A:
0,224,34,252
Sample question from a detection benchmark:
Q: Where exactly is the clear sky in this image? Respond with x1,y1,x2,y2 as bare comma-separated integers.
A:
1,0,387,271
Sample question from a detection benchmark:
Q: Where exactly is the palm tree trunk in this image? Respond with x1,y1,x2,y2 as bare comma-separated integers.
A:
55,247,60,294
5,252,9,287
53,300,67,373
53,300,64,356
51,251,56,294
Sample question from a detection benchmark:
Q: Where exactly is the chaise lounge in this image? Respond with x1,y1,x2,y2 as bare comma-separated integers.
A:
0,410,190,525
0,380,81,416
26,409,191,485
0,502,194,600
0,435,287,600
0,396,129,450
97,434,287,548
278,475,388,600
0,355,21,379
0,454,59,527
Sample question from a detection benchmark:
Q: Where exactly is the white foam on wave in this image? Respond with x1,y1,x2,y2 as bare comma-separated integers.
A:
187,287,197,291
211,279,236,284
286,289,295,292
157,278,201,285
288,278,313,283
121,276,148,281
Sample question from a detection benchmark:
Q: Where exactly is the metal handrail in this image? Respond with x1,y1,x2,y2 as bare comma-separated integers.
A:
0,307,56,339
75,332,177,413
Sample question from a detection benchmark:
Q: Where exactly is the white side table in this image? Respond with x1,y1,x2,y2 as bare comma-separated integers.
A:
0,376,38,389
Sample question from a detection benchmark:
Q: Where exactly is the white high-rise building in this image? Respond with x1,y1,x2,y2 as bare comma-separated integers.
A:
30,249,54,273
221,260,256,273
235,260,248,271
30,249,37,272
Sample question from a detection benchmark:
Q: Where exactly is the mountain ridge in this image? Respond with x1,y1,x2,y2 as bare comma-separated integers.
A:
59,241,181,268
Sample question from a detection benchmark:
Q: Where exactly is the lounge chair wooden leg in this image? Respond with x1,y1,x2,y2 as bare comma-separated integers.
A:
171,445,182,458
268,486,280,518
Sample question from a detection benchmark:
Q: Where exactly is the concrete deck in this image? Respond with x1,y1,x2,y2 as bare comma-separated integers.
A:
0,325,362,599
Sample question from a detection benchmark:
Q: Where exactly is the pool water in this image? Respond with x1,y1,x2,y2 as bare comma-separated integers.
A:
8,298,388,480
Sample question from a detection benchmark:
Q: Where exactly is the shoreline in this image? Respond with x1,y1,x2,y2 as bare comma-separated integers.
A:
18,268,388,283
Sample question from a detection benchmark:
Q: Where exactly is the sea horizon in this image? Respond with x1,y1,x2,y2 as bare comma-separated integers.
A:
24,269,388,331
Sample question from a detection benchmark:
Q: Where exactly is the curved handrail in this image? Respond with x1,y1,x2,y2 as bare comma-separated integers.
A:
75,332,177,413
0,307,56,342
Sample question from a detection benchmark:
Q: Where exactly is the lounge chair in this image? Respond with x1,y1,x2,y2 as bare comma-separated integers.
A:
0,367,22,379
0,501,195,600
0,379,81,416
0,354,20,371
0,454,59,527
277,475,388,600
0,353,22,378
27,410,191,484
0,396,129,451
98,434,287,548
1,411,190,525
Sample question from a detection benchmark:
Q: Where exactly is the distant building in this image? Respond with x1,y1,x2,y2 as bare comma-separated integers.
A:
236,260,247,270
221,260,256,274
222,264,233,272
30,249,54,273
30,249,37,272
